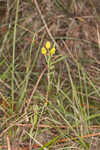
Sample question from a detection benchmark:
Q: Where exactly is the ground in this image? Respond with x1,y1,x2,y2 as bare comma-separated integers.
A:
0,0,100,150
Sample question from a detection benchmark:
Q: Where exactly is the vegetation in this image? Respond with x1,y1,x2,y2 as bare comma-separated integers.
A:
0,0,100,149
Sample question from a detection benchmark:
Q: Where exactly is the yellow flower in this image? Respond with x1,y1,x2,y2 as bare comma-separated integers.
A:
41,47,47,55
41,41,56,56
46,41,51,49
50,47,56,55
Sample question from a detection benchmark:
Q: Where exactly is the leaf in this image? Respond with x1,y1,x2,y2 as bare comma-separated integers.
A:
51,55,66,65
33,104,39,127
39,136,59,150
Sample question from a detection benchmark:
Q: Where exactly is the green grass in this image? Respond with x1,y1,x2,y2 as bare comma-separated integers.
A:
0,0,100,150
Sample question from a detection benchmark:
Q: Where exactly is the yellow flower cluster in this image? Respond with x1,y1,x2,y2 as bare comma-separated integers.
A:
41,41,56,56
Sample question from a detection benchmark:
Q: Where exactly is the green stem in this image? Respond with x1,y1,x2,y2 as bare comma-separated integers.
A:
12,0,19,113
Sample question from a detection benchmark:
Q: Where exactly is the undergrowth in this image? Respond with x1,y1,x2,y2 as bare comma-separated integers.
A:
0,0,100,150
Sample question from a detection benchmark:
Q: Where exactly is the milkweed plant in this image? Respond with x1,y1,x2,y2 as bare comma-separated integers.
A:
41,41,56,105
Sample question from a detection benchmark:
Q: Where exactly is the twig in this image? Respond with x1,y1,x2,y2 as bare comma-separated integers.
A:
58,132,100,143
25,66,47,111
33,0,64,55
6,135,11,150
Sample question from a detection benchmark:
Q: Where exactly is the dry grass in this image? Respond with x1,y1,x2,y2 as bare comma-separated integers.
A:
0,0,100,150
